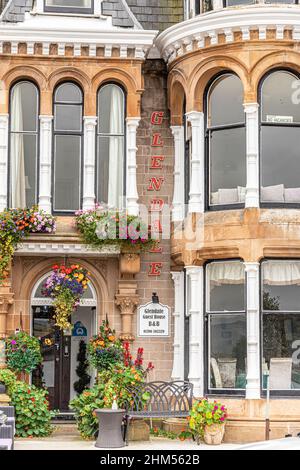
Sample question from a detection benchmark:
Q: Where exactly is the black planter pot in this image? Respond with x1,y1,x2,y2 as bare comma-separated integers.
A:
0,382,6,394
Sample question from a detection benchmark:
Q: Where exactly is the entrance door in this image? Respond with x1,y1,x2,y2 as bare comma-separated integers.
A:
32,306,71,411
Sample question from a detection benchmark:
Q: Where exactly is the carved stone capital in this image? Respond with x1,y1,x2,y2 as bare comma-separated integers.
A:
115,295,139,315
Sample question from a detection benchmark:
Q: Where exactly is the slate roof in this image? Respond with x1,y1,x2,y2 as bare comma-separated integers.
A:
0,0,184,31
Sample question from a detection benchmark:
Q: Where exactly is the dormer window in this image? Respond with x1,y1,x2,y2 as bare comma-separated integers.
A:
44,0,93,14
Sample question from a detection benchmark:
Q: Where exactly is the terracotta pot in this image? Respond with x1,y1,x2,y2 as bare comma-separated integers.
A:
203,423,225,445
120,253,141,274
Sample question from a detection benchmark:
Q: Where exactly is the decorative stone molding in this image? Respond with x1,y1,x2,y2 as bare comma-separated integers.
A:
244,262,260,400
171,126,185,222
171,271,185,381
83,116,97,211
186,265,204,397
186,112,204,214
120,253,141,275
39,115,53,213
244,103,259,208
16,242,120,257
126,118,140,216
156,5,300,64
0,288,14,340
0,114,9,212
115,293,140,342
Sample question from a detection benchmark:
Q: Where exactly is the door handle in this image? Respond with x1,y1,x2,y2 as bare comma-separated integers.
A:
64,345,69,357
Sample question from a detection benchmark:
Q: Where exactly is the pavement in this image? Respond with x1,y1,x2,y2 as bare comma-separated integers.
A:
14,436,239,451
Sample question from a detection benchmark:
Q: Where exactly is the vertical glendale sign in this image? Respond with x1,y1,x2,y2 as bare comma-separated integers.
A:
147,110,165,277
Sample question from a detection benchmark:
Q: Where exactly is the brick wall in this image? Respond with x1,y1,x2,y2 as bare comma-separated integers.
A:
134,59,175,381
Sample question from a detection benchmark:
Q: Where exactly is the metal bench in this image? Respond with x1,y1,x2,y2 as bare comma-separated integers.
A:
0,407,15,450
124,381,193,444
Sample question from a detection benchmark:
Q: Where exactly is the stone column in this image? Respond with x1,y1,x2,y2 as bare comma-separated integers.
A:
244,103,259,208
186,265,204,397
171,271,185,381
0,114,9,212
39,115,53,213
186,112,204,213
126,118,140,216
171,126,185,222
244,262,261,399
83,116,97,210
115,293,139,342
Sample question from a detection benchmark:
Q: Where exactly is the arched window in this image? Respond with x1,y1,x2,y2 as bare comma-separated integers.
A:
9,81,39,208
206,74,246,208
260,70,300,205
97,84,125,208
53,82,83,213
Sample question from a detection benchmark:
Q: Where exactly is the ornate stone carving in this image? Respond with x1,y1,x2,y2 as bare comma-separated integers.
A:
120,253,141,275
115,294,139,342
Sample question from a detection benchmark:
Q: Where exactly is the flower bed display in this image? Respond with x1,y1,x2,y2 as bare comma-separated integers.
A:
0,207,56,284
88,319,124,371
75,204,156,252
42,264,89,330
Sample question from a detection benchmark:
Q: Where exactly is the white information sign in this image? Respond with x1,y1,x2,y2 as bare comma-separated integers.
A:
138,302,169,337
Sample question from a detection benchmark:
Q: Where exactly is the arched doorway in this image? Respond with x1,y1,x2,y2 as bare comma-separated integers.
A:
31,273,97,412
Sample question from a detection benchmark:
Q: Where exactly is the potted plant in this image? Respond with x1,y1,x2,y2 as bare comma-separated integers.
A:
6,331,43,379
189,398,227,445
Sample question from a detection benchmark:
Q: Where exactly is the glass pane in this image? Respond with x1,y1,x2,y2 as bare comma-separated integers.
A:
208,75,244,127
98,85,124,135
54,135,81,211
55,104,82,132
97,135,124,207
209,127,246,204
55,83,82,103
209,314,246,389
32,306,56,407
46,0,92,7
261,127,300,203
11,82,38,132
10,133,37,208
226,0,255,5
262,71,300,123
207,262,245,312
262,261,300,311
263,314,300,390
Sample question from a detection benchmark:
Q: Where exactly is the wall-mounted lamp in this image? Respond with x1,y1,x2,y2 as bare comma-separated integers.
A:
152,292,159,304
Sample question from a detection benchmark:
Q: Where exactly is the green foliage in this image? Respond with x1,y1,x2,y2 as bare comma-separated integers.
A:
70,383,106,439
0,369,55,438
74,340,91,395
6,331,42,374
189,399,227,440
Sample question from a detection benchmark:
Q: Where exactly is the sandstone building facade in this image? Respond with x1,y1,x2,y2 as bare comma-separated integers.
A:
1,0,300,442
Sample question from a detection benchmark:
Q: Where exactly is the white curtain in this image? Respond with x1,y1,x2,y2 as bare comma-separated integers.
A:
208,262,245,286
11,85,26,208
108,86,124,209
263,261,300,286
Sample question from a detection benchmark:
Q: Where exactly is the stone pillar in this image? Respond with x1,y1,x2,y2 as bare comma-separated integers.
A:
0,114,9,212
83,116,97,210
213,0,223,10
244,103,259,208
244,262,261,399
186,265,204,397
186,112,204,213
171,126,185,222
0,286,14,369
171,271,185,381
126,118,140,216
39,115,53,213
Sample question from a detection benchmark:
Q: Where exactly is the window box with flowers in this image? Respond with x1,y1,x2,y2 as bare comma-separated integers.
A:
75,204,157,254
0,207,56,284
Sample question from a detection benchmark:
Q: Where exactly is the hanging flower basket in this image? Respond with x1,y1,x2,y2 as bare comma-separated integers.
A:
42,264,90,330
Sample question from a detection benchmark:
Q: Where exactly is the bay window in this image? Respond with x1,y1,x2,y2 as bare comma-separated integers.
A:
53,82,83,213
206,261,247,392
262,260,300,392
97,84,125,208
9,81,39,209
260,70,300,205
206,74,246,208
